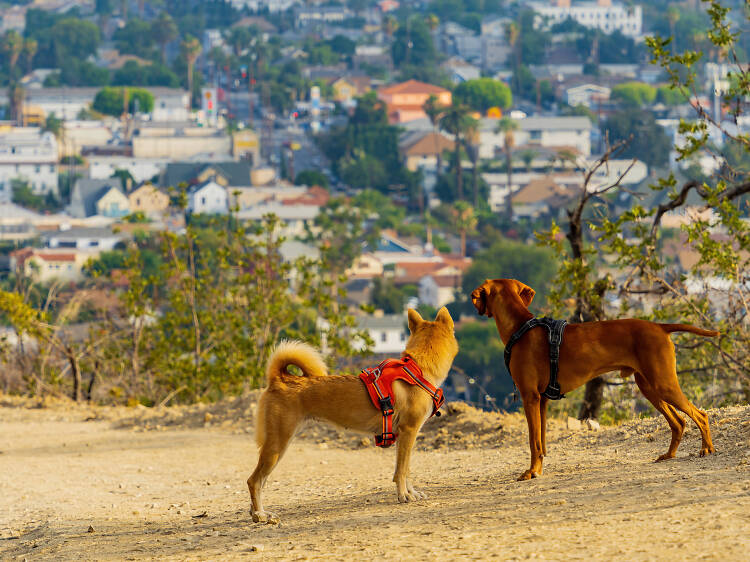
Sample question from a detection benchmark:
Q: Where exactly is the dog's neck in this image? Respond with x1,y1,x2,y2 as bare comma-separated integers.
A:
401,349,451,387
489,296,534,345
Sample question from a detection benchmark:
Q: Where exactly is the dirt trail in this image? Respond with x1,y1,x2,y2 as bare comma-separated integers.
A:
1,398,749,560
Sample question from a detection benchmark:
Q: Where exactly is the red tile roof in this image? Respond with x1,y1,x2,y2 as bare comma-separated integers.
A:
378,79,450,96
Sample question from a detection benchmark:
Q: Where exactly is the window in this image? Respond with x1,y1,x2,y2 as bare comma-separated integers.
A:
381,332,387,342
400,332,406,342
201,196,206,205
35,166,40,173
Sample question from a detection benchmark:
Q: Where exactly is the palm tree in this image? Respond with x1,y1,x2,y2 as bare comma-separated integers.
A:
181,36,202,113
8,82,25,125
496,116,519,219
464,118,482,208
439,103,475,201
151,12,178,64
383,15,398,39
423,95,445,174
2,31,23,77
504,22,520,92
451,201,477,257
22,38,37,75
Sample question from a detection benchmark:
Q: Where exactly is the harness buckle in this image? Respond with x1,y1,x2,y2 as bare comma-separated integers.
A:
375,432,397,447
379,395,394,415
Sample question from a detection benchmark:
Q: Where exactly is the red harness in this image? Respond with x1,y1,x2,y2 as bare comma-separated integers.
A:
359,355,445,448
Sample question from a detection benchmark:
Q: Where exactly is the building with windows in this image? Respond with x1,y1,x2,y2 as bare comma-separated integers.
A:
0,127,58,200
529,0,642,38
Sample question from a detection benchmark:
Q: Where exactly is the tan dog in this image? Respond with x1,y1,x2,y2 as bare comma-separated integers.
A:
248,307,459,523
472,279,717,481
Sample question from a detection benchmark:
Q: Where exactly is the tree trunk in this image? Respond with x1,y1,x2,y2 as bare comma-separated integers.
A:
455,141,463,200
68,348,81,402
473,158,479,208
578,377,605,420
505,150,513,220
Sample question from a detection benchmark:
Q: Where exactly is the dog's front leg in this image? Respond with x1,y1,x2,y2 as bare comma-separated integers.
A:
519,393,544,481
540,396,549,456
393,423,422,503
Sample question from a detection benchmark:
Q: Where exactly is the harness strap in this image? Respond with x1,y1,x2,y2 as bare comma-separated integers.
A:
359,356,444,448
503,317,568,401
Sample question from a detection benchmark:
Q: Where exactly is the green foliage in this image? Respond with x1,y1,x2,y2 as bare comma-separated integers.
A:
92,87,155,116
371,278,406,314
294,170,329,188
610,82,657,107
460,239,558,312
604,109,671,168
112,61,180,88
391,17,436,68
11,180,58,212
453,78,512,112
114,18,158,59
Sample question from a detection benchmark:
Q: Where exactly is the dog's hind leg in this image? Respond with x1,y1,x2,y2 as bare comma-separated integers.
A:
634,372,686,461
540,396,549,457
248,411,297,523
644,358,715,458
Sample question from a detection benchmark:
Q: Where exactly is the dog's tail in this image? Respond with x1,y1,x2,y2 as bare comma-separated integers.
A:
256,340,327,449
659,324,720,338
265,339,328,388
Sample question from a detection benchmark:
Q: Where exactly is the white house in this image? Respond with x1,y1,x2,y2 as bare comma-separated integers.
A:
187,180,228,215
235,201,319,237
88,156,169,183
530,0,643,38
478,116,593,159
44,226,127,251
565,84,611,108
418,275,459,308
0,127,58,199
357,314,408,356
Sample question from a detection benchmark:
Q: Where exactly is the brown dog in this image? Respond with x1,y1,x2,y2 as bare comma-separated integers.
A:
472,278,717,481
248,307,459,522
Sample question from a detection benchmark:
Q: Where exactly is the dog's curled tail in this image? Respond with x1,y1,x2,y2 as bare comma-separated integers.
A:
265,339,328,388
659,324,719,338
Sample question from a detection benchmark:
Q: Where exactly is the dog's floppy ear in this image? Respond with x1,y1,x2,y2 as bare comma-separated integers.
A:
435,307,454,329
517,282,536,307
407,308,424,333
471,285,492,318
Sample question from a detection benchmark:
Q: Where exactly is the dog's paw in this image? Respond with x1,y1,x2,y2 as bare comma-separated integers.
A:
517,470,539,481
398,490,424,503
699,445,715,457
251,510,279,524
655,452,675,462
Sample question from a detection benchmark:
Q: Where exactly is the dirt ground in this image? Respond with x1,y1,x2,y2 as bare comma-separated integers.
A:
1,396,749,561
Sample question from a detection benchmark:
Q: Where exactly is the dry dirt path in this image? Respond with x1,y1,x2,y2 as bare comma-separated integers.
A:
1,403,749,560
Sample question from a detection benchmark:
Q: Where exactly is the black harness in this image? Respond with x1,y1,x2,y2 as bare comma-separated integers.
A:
503,317,568,400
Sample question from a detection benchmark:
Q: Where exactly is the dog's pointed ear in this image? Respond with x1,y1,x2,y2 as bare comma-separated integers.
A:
517,282,536,307
407,308,424,333
435,307,454,329
471,285,492,317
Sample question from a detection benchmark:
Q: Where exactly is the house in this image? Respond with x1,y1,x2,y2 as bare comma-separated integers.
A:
478,116,594,159
59,120,116,158
295,6,350,28
9,247,93,283
0,202,45,241
441,58,481,84
235,200,320,236
511,175,579,219
88,155,168,184
0,4,26,33
346,253,385,279
565,84,612,108
68,178,130,219
356,314,408,355
44,226,127,251
418,274,461,308
437,22,482,64
187,180,228,215
330,76,372,104
377,80,452,124
232,130,260,164
399,131,455,172
132,122,231,160
0,127,58,199
529,0,643,38
128,184,170,218
160,162,252,190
